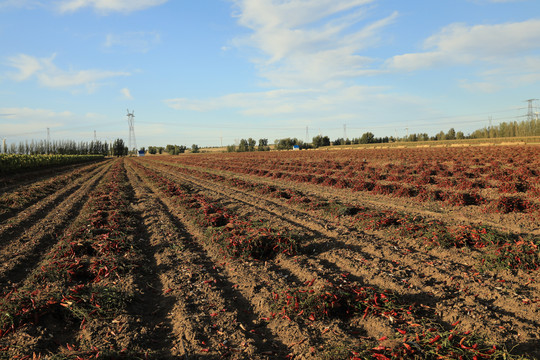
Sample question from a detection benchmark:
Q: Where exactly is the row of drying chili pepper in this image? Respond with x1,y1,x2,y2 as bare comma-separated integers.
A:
269,275,523,359
128,159,300,260
154,147,539,211
0,159,146,359
0,160,106,221
139,159,539,272
157,146,538,193
135,158,533,359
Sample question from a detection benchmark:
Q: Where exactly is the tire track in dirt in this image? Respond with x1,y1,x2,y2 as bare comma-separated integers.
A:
127,161,293,359
0,161,112,287
141,159,540,357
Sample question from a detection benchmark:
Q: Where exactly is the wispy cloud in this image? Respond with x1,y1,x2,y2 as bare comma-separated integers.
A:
5,53,130,92
121,87,132,99
231,0,397,87
386,19,540,92
0,107,71,136
57,0,169,14
164,85,429,124
104,31,161,53
166,1,413,129
387,19,540,71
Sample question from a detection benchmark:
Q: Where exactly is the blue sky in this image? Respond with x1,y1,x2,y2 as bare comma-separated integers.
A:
1,0,540,148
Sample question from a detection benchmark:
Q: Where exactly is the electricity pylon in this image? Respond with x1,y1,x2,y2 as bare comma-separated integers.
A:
127,109,136,154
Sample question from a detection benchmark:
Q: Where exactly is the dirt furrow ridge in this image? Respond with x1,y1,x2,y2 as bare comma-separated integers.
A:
0,161,112,287
128,159,326,359
138,158,539,358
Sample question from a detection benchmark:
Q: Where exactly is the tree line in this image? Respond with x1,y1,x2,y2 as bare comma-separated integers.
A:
227,138,270,152
2,139,110,156
5,118,538,156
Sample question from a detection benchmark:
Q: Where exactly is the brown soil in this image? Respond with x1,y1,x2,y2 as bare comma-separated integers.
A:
0,155,538,359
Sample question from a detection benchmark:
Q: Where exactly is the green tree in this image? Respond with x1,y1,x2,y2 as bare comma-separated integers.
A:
359,132,375,144
446,128,456,140
333,138,345,146
248,138,256,152
258,138,269,151
312,135,330,148
238,139,248,152
191,144,200,153
113,139,127,157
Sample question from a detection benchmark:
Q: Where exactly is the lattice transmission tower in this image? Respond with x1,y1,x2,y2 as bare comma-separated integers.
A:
127,109,136,153
525,99,539,121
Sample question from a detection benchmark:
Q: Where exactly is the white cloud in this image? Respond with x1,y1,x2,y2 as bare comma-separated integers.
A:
104,31,161,53
385,19,540,92
458,55,540,92
388,19,540,71
0,107,73,120
231,0,397,87
121,88,133,99
5,53,130,91
164,85,428,123
0,107,128,143
0,107,72,136
6,53,44,81
57,0,169,13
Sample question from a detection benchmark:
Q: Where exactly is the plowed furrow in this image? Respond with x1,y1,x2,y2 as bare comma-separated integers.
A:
0,161,106,223
139,160,539,356
153,162,538,291
0,160,110,247
0,160,105,194
141,162,485,282
161,159,532,234
0,162,112,287
127,160,357,359
127,161,294,359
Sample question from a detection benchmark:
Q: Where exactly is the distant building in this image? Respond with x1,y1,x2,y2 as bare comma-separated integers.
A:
138,150,145,157
293,145,300,151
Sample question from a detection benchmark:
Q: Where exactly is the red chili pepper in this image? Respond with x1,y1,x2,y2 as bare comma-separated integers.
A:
429,335,441,344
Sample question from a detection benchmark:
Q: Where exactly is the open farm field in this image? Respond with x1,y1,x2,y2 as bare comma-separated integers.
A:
0,145,539,359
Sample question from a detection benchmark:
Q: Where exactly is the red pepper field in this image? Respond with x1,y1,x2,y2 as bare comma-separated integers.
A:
0,144,539,359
